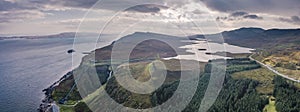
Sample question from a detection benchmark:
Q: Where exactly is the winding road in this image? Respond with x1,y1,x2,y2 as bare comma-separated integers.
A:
249,54,300,83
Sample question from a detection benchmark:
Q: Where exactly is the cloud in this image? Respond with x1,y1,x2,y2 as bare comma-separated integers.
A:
243,15,263,19
217,11,263,21
29,0,98,9
230,11,248,17
29,0,193,11
201,0,300,17
0,0,49,23
0,0,195,18
124,4,168,13
0,0,300,35
0,10,45,23
0,0,18,11
0,0,38,11
0,0,200,24
279,16,300,25
192,9,205,14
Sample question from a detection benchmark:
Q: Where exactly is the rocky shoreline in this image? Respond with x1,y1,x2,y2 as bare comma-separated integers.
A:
38,71,73,112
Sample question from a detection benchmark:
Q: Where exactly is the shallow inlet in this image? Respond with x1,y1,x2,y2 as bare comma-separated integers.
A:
165,40,255,62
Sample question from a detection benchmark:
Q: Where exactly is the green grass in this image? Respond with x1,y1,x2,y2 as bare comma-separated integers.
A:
253,50,300,80
59,105,75,112
275,67,300,80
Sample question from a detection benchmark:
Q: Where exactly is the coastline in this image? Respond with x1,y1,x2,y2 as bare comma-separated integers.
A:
37,51,91,112
37,37,114,112
38,71,73,112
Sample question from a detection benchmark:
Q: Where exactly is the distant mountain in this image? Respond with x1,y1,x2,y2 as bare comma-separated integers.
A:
0,32,99,40
93,32,190,61
193,27,300,48
2,28,299,49
0,32,76,40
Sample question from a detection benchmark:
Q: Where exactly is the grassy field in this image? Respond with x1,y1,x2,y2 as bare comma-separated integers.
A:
59,105,75,112
253,50,300,80
275,67,300,80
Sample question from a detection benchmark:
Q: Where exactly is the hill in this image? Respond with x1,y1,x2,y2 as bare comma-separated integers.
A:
44,28,300,112
0,32,100,40
193,27,300,80
192,27,300,48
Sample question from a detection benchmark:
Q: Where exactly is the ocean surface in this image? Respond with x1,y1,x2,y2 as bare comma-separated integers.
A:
0,37,114,112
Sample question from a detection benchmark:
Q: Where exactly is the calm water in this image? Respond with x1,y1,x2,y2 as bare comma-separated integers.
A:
0,37,114,112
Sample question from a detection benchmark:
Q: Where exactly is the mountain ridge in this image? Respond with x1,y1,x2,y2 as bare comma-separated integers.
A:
1,27,299,40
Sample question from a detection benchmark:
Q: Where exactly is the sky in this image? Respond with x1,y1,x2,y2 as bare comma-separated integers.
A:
0,0,300,36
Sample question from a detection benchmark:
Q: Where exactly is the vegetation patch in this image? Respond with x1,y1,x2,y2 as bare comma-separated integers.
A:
52,57,300,112
232,68,276,94
273,76,300,112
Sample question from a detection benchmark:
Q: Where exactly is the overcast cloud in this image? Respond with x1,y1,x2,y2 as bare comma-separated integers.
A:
0,0,299,35
279,16,300,25
201,0,300,17
217,11,263,21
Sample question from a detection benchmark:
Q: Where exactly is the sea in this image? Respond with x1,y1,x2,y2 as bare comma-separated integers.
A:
0,36,114,112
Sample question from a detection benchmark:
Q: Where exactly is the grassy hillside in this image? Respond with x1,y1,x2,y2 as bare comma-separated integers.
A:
52,58,278,111
52,57,300,112
217,27,300,81
253,49,300,80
